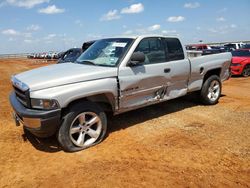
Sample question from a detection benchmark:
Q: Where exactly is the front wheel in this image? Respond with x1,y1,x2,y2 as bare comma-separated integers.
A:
242,65,250,77
58,101,107,152
200,75,222,105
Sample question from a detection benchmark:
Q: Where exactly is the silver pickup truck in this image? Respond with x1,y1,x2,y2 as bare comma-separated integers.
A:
10,35,231,152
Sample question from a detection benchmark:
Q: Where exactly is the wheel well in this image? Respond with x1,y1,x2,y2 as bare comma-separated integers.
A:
243,63,250,69
203,68,221,84
61,93,115,117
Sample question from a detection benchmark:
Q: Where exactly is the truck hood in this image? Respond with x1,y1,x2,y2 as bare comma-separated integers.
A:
15,63,118,91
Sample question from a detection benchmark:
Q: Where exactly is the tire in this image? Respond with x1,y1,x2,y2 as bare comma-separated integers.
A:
200,75,222,105
242,65,250,77
58,101,107,152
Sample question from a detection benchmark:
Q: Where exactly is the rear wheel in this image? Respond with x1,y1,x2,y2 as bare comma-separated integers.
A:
58,101,107,152
242,65,250,77
200,75,221,105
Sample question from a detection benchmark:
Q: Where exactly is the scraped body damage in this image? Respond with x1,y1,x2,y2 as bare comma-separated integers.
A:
119,73,166,109
117,59,190,113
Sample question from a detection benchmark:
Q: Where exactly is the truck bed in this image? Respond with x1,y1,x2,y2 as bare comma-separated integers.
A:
187,52,232,92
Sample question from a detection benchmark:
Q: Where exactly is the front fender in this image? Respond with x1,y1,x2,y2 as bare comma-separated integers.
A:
30,78,118,109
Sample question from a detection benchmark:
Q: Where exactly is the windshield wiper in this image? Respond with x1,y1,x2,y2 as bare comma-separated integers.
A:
77,60,96,66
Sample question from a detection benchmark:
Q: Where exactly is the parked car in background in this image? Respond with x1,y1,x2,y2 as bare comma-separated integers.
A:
57,48,82,64
56,51,65,59
186,44,210,51
28,52,57,59
39,52,47,59
211,46,231,52
231,49,250,77
27,53,35,59
46,51,58,59
241,44,250,49
224,43,245,51
186,44,225,56
58,41,95,64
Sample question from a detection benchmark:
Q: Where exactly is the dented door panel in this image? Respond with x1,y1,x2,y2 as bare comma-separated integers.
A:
119,64,167,110
118,59,190,111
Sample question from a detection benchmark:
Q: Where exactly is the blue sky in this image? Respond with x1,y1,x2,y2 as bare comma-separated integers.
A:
0,0,249,54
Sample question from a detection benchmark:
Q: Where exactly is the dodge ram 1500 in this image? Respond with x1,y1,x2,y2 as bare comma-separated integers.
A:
10,35,231,152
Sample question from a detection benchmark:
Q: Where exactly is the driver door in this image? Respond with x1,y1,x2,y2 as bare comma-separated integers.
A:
118,37,169,111
118,37,190,112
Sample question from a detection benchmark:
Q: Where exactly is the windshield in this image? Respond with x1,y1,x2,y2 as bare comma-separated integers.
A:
76,38,134,67
232,50,250,57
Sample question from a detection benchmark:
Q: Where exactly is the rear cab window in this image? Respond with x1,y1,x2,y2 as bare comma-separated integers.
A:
163,38,184,61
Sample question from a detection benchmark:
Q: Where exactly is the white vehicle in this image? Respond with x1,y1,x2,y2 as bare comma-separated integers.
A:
224,42,245,50
10,35,232,152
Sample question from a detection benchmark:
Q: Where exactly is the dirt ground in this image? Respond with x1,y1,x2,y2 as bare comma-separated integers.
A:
0,58,249,188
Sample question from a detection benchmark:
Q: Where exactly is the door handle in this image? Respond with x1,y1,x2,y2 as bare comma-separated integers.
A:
164,68,171,73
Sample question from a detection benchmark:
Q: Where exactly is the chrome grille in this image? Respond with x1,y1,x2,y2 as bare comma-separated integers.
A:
13,86,30,107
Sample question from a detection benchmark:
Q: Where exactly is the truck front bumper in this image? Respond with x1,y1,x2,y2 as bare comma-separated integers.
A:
9,92,61,138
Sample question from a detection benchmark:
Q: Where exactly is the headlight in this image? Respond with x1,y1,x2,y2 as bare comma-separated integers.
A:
31,99,59,110
231,63,242,66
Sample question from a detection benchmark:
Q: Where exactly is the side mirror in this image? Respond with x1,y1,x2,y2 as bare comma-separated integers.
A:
129,52,145,66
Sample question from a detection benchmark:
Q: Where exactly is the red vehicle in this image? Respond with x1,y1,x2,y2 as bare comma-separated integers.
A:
231,49,250,77
186,44,210,50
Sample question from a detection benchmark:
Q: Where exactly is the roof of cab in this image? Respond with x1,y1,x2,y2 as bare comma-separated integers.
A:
96,34,180,40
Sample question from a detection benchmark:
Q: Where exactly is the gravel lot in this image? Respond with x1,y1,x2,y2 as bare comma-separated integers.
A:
0,58,249,187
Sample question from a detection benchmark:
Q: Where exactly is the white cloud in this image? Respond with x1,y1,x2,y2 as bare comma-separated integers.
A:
44,33,56,40
167,16,185,22
123,30,133,35
216,17,226,22
23,32,32,38
162,30,177,35
27,24,40,31
1,28,33,39
4,0,49,9
100,9,120,21
162,30,180,36
230,24,237,28
208,24,236,34
148,24,161,31
121,3,144,14
196,26,201,30
2,29,19,35
184,2,200,8
38,5,65,14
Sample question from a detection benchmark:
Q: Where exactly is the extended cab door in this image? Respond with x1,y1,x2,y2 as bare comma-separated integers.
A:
118,37,190,111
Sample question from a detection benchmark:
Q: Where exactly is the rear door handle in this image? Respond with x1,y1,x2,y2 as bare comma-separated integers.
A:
164,68,171,73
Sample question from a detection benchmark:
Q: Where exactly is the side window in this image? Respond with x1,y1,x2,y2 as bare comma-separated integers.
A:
164,38,184,61
135,38,166,64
